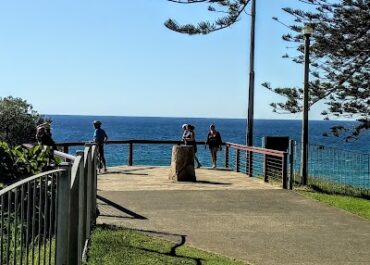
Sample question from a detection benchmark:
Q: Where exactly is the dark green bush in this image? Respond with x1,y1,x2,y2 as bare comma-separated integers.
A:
0,96,49,146
0,142,57,185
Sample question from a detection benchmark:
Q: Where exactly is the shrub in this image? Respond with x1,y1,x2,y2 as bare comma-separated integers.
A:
0,142,57,185
0,96,49,146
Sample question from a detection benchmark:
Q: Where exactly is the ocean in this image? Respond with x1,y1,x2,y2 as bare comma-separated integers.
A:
48,115,370,168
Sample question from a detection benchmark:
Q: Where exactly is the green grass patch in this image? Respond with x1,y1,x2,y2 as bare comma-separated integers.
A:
308,176,370,199
292,173,370,199
298,190,370,220
29,239,55,265
87,225,246,265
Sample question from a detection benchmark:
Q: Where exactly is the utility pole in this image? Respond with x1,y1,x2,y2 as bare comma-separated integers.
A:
301,25,313,185
247,0,256,147
246,0,256,178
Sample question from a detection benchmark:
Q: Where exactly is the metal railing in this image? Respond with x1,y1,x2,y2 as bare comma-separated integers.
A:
57,140,291,189
225,143,290,189
58,139,370,197
0,143,98,264
294,143,370,198
58,140,185,166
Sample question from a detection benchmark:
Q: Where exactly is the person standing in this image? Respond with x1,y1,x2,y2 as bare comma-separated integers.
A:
36,122,57,150
206,124,222,168
181,123,189,142
93,120,108,172
182,124,201,168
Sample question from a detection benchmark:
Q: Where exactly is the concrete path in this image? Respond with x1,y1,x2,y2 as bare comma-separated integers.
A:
97,166,370,265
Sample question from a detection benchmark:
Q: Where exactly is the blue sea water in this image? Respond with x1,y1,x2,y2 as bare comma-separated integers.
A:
48,115,370,168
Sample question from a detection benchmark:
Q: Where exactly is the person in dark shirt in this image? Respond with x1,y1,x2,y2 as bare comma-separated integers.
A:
93,120,108,172
206,124,222,168
36,122,57,150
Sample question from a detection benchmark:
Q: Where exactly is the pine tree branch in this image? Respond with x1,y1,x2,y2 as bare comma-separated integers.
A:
165,0,250,35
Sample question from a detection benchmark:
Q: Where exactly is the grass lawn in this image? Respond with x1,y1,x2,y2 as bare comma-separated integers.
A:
298,190,370,220
87,225,246,265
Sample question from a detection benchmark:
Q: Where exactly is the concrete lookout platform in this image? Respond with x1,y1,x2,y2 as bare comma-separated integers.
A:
97,166,370,265
97,166,277,192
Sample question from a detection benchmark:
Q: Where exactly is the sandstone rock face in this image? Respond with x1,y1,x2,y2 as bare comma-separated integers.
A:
169,145,196,182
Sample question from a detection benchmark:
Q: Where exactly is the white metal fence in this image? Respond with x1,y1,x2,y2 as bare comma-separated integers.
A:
0,143,98,265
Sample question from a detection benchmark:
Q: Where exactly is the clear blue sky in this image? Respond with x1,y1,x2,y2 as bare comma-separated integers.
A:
0,0,324,119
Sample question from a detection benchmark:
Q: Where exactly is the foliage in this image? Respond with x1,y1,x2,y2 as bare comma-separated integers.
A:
0,142,57,185
264,0,370,140
88,225,246,265
165,1,370,139
0,96,49,146
165,0,251,35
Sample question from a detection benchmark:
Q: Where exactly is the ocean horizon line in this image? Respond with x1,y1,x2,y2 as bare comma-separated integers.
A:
44,114,356,123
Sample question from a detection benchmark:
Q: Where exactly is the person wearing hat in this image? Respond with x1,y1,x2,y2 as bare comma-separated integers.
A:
206,124,222,168
36,122,57,150
93,120,108,172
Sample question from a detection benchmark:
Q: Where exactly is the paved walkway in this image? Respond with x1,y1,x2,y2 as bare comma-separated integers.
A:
97,166,370,265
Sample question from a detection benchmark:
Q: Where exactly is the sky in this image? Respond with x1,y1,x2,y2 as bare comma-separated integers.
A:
0,0,325,119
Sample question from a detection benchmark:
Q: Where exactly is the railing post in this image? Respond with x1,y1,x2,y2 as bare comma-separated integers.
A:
91,145,98,221
224,145,229,168
236,149,240,172
56,163,71,265
68,152,83,265
264,154,269,182
85,145,93,238
248,150,253,177
128,142,133,166
76,151,86,263
282,152,288,189
289,140,295,190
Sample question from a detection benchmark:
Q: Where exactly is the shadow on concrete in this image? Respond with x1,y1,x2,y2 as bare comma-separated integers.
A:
97,213,140,219
204,167,233,172
195,180,232,186
121,166,158,172
102,166,159,175
104,170,149,176
97,195,147,220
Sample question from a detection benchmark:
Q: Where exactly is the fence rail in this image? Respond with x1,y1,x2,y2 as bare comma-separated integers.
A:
56,139,370,196
225,143,290,189
0,143,98,264
57,140,291,189
294,143,370,198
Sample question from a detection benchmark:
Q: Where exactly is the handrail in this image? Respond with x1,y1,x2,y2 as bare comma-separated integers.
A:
71,154,83,188
225,142,286,157
56,140,288,181
54,150,76,161
225,142,289,189
0,168,65,196
57,139,227,147
23,143,76,161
